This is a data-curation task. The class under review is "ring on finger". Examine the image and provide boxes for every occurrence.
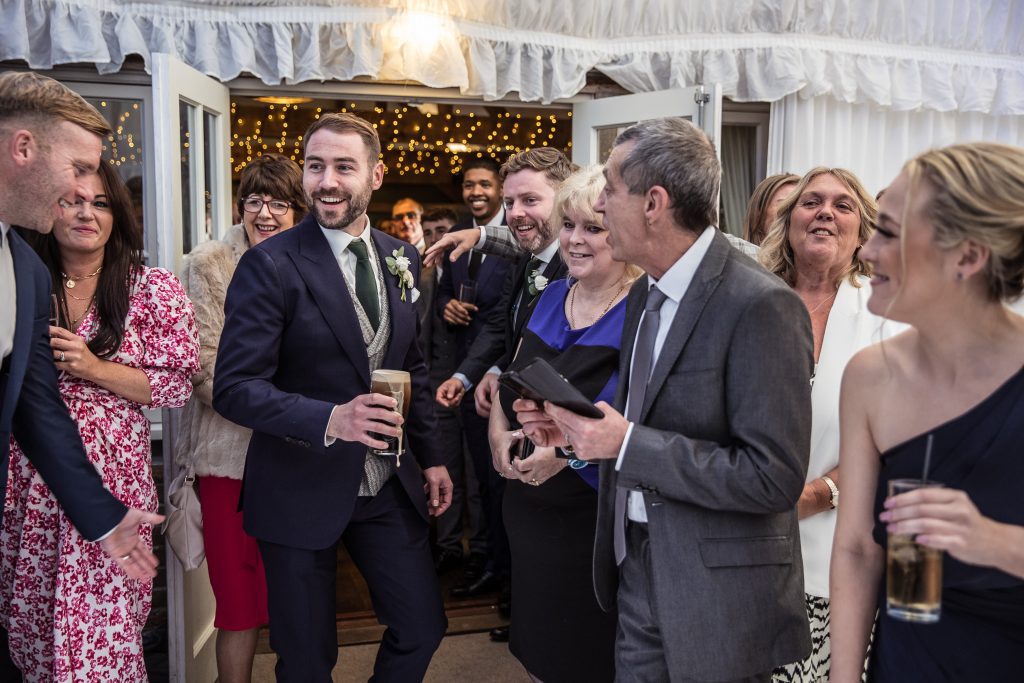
[58,351,66,362]
[529,478,540,486]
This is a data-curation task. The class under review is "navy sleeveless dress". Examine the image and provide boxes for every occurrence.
[869,367,1024,681]
[498,278,622,682]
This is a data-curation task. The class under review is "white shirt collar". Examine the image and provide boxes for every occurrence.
[0,221,10,239]
[319,214,372,254]
[475,207,505,228]
[648,226,716,303]
[533,237,560,265]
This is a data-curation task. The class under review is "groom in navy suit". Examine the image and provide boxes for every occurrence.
[214,113,452,681]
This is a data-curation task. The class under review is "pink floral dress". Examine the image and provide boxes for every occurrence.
[0,267,200,682]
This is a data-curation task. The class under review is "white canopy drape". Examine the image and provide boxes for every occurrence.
[3,0,1022,112]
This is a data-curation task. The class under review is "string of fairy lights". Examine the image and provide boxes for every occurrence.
[228,99,572,177]
[88,97,573,183]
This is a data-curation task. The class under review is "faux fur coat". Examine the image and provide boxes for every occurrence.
[176,224,252,479]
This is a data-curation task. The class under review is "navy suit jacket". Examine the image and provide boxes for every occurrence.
[0,228,125,541]
[454,248,566,386]
[213,216,444,550]
[436,223,512,361]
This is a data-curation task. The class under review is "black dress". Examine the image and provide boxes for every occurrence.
[869,367,1024,681]
[498,279,622,682]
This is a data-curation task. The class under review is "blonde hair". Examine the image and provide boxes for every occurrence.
[0,71,111,139]
[554,165,644,283]
[759,167,877,288]
[902,142,1024,302]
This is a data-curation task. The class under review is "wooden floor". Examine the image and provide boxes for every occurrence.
[257,543,505,652]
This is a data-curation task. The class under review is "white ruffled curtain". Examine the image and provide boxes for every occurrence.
[766,92,1024,196]
[2,0,1022,112]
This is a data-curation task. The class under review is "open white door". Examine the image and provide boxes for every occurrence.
[571,85,722,165]
[151,52,231,683]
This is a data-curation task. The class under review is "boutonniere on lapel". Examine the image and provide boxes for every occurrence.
[527,269,548,298]
[385,247,420,302]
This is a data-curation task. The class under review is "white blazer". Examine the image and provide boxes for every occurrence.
[801,276,905,598]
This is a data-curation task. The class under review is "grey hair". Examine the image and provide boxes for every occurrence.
[614,118,720,232]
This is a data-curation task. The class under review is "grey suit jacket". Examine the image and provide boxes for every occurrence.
[594,231,813,680]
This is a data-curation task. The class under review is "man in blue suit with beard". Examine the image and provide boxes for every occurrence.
[214,113,453,681]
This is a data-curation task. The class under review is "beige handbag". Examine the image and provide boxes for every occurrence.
[163,461,205,570]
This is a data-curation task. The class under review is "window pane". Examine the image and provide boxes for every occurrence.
[202,110,216,244]
[180,101,196,254]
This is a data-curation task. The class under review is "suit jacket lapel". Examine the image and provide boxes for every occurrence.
[641,232,729,420]
[292,219,371,385]
[2,231,37,428]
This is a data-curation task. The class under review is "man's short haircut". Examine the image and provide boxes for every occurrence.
[499,148,577,187]
[393,197,423,214]
[461,156,501,178]
[422,207,458,225]
[302,112,381,162]
[614,118,720,232]
[0,71,111,138]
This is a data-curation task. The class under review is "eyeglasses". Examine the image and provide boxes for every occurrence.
[393,211,419,221]
[58,197,111,212]
[242,197,292,215]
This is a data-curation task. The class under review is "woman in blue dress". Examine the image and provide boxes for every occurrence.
[490,166,642,682]
[830,142,1024,682]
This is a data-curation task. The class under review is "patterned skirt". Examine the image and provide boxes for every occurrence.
[772,594,831,682]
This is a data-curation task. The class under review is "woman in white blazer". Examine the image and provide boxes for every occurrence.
[760,167,903,682]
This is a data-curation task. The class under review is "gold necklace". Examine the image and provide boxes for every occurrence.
[807,289,838,315]
[62,266,102,289]
[569,279,628,329]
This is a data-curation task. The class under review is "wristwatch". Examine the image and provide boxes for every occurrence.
[821,475,839,510]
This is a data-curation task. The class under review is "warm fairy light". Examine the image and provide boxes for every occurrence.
[229,97,571,175]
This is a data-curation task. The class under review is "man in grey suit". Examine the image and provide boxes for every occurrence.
[517,118,813,681]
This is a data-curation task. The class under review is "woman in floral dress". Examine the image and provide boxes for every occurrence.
[0,162,199,681]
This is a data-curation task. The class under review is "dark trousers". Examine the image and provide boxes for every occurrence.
[433,405,488,556]
[0,626,22,681]
[461,398,510,577]
[259,478,447,682]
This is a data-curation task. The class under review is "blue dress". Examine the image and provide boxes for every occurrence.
[498,278,624,682]
[869,367,1024,681]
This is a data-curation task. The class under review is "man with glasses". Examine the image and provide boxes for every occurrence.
[392,197,425,253]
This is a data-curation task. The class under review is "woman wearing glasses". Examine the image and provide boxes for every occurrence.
[1,163,199,679]
[178,154,306,683]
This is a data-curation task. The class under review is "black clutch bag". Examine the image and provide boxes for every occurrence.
[498,357,604,420]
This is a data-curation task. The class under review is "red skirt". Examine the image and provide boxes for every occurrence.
[198,475,269,631]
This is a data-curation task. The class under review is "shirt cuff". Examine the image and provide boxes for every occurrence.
[614,422,635,472]
[324,405,339,447]
[95,526,116,541]
[453,372,472,391]
[473,227,487,249]
[486,366,502,377]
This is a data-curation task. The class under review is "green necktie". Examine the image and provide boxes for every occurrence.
[348,238,380,330]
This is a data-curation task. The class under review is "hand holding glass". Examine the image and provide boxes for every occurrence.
[459,281,478,305]
[886,478,944,623]
[369,369,411,464]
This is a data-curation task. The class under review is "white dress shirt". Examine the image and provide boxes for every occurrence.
[616,226,716,522]
[1,222,17,360]
[320,215,379,447]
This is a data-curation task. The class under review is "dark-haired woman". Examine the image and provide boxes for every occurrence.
[0,163,199,681]
[178,153,305,683]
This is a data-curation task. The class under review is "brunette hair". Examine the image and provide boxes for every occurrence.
[422,207,458,225]
[0,71,111,139]
[302,112,380,162]
[499,148,577,187]
[236,154,307,223]
[27,162,143,357]
[742,173,799,245]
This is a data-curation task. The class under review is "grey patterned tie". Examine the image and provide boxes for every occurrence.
[615,284,668,565]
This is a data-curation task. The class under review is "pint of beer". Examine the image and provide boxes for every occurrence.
[886,479,944,623]
[369,369,412,459]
